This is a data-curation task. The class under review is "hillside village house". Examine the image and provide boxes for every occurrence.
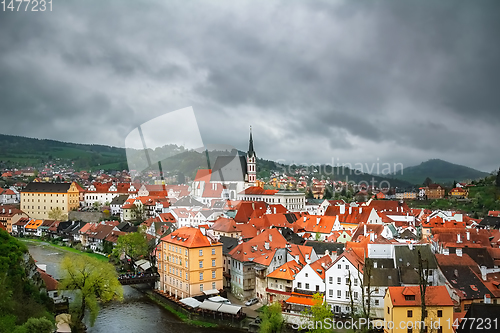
[325,249,364,314]
[0,205,27,233]
[384,286,454,333]
[424,184,446,199]
[157,227,223,299]
[20,182,81,219]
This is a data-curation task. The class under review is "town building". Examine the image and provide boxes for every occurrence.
[20,182,81,219]
[157,227,223,299]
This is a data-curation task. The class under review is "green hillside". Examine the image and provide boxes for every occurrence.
[391,159,490,186]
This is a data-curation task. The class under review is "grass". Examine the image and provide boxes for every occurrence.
[20,238,110,262]
[146,293,217,328]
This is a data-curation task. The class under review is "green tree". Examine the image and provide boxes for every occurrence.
[259,302,284,333]
[323,187,332,200]
[58,255,123,329]
[112,232,150,266]
[423,177,433,187]
[496,167,500,188]
[305,188,314,199]
[47,207,67,221]
[15,317,54,333]
[301,293,331,333]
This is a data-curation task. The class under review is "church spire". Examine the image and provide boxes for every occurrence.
[248,126,255,158]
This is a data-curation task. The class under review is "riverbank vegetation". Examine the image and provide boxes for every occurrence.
[0,229,55,333]
[58,254,123,332]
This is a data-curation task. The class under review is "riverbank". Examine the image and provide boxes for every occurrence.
[20,238,109,262]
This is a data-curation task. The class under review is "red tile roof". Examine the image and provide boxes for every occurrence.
[161,227,218,248]
[387,286,454,307]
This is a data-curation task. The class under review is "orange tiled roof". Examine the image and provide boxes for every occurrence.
[388,286,454,307]
[161,227,218,248]
[267,260,303,280]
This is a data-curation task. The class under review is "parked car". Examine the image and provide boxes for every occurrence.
[245,298,258,306]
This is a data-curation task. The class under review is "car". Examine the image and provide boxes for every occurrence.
[245,298,258,306]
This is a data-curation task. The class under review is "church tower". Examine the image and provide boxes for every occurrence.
[247,126,257,185]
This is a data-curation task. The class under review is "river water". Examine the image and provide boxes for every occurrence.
[26,242,241,333]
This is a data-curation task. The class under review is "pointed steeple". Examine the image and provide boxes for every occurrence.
[248,126,255,158]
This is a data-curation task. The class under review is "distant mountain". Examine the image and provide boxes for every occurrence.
[0,134,414,188]
[391,159,490,186]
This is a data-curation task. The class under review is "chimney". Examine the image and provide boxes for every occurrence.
[481,266,487,281]
[466,231,470,241]
[364,224,367,236]
[294,255,300,263]
[274,207,276,214]
[359,207,362,214]
[304,216,307,222]
[340,204,345,214]
[264,242,270,250]
[305,254,310,264]
[443,248,449,255]
[456,248,462,257]
[316,217,321,225]
[269,234,273,242]
[484,294,491,304]
[349,206,352,215]
[369,232,375,242]
[457,234,461,243]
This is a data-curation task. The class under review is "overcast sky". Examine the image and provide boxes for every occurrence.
[0,0,499,172]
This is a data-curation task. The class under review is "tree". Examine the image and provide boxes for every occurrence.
[112,232,150,267]
[301,293,331,333]
[15,317,54,333]
[323,187,332,200]
[259,302,284,333]
[417,249,430,333]
[496,167,500,188]
[423,177,433,187]
[47,207,67,221]
[58,255,123,329]
[358,259,375,328]
[305,188,314,199]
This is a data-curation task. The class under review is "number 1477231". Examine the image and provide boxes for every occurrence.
[2,0,52,11]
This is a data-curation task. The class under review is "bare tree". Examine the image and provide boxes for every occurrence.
[417,249,430,333]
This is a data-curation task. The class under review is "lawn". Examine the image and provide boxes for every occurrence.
[20,238,109,262]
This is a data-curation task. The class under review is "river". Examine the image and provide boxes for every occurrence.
[25,241,241,333]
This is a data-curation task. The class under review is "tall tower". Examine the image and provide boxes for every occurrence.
[247,126,257,185]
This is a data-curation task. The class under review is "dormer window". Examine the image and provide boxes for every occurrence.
[404,295,415,301]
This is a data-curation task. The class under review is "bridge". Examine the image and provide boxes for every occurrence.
[118,273,159,285]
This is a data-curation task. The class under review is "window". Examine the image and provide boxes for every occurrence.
[212,248,215,255]
[212,271,216,279]
[200,284,203,292]
[346,265,349,270]
[345,278,349,285]
[354,278,358,286]
[354,292,358,300]
[345,291,349,299]
[185,249,188,255]
[437,327,442,333]
[305,283,309,289]
[404,295,416,301]
[338,264,341,269]
[212,282,216,289]
[329,277,333,284]
[329,289,333,297]
[337,290,341,298]
[186,272,188,280]
[374,299,379,306]
[199,250,203,256]
[387,307,390,314]
[407,310,413,317]
[200,272,203,281]
[337,277,341,284]
[199,260,203,268]
[212,259,216,267]
[297,282,302,288]
[305,273,308,277]
[407,329,413,333]
[437,310,442,317]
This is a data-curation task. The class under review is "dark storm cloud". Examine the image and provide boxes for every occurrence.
[0,0,499,172]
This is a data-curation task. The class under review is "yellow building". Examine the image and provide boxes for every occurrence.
[20,182,80,219]
[384,286,454,333]
[157,227,223,299]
